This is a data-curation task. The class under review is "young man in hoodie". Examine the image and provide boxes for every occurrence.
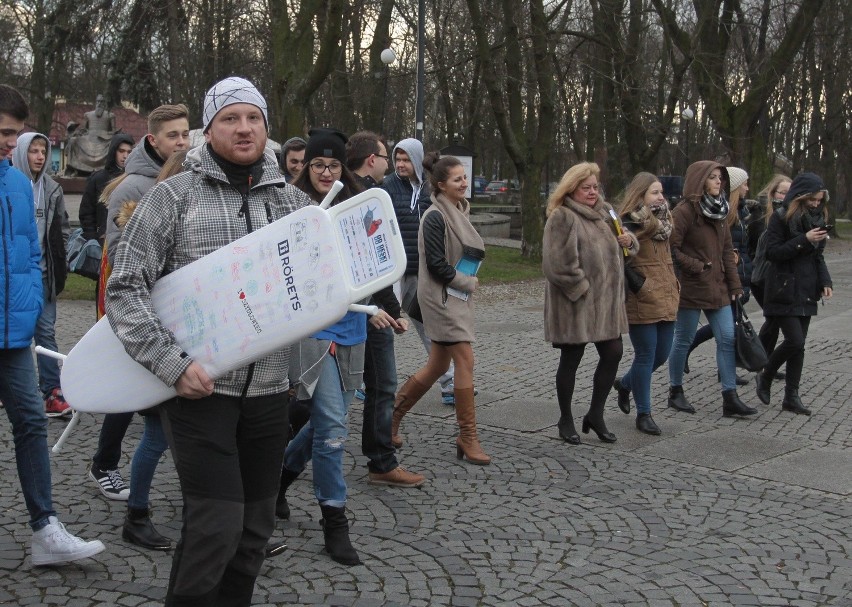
[12,132,72,418]
[79,132,134,243]
[87,104,189,501]
[381,138,458,404]
[0,83,105,566]
[107,76,311,605]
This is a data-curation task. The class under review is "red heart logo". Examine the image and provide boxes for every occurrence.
[239,291,246,300]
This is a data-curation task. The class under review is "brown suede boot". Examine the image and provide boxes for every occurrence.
[392,375,431,448]
[454,387,491,465]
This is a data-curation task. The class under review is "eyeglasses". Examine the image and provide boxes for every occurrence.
[309,161,343,175]
[374,154,390,161]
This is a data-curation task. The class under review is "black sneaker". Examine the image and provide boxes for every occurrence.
[89,465,130,500]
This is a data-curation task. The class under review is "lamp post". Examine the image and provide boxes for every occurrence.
[415,0,425,141]
[379,48,396,133]
[681,107,694,171]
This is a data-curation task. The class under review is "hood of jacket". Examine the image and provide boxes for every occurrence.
[783,172,828,206]
[123,138,166,179]
[12,132,51,184]
[682,160,730,204]
[104,133,136,175]
[392,138,424,185]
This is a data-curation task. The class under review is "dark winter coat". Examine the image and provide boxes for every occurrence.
[380,140,431,276]
[670,161,742,310]
[730,204,752,300]
[79,133,135,241]
[761,208,831,317]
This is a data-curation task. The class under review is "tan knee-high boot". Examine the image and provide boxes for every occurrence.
[454,387,491,465]
[392,375,431,448]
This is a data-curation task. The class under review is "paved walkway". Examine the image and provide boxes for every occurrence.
[1,243,851,606]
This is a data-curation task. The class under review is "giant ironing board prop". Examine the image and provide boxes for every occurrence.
[59,182,404,414]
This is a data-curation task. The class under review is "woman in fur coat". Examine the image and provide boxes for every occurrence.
[543,162,637,444]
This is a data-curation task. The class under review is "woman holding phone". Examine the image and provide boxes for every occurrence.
[755,173,833,415]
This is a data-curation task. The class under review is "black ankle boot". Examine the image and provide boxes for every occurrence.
[557,416,581,445]
[613,378,631,414]
[781,390,811,416]
[722,389,757,417]
[320,505,361,566]
[668,385,695,413]
[581,415,616,442]
[276,467,300,520]
[123,508,171,550]
[636,413,661,435]
[755,371,773,404]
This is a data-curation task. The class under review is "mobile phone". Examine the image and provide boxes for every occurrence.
[821,224,834,232]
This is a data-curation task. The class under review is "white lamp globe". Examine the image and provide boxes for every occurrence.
[682,107,694,120]
[380,48,396,65]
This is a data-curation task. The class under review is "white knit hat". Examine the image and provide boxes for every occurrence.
[726,166,749,191]
[202,77,268,132]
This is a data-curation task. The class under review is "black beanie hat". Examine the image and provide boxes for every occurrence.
[304,128,348,164]
[783,172,828,207]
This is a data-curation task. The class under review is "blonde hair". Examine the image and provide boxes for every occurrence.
[156,150,188,182]
[619,172,663,239]
[785,194,828,224]
[545,162,601,217]
[758,174,791,225]
[148,103,189,135]
[99,173,127,206]
[726,187,741,228]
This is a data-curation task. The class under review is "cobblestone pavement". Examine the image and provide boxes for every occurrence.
[1,244,851,606]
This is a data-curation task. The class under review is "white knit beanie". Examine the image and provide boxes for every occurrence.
[726,166,749,192]
[202,77,268,132]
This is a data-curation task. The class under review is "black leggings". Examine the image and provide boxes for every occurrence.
[764,315,810,391]
[556,338,623,424]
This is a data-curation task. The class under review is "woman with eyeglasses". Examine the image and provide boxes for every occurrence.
[277,128,366,566]
[666,161,757,418]
[542,162,637,445]
[755,173,833,416]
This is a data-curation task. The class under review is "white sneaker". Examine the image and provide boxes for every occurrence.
[32,516,106,566]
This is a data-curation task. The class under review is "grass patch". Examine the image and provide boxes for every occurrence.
[834,221,852,239]
[479,245,542,284]
[59,273,96,301]
[57,245,542,301]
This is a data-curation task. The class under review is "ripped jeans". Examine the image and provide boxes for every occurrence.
[283,353,354,508]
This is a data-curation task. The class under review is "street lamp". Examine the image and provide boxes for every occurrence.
[379,48,396,133]
[681,107,694,171]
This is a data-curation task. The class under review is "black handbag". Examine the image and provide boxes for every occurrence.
[734,299,768,371]
[624,263,646,294]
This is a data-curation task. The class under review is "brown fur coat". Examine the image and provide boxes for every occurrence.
[543,199,634,345]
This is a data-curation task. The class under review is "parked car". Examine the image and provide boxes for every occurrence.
[484,179,519,194]
[473,176,489,195]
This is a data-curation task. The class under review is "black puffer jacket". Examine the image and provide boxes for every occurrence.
[731,204,752,301]
[79,133,135,242]
[762,208,831,317]
[381,172,431,275]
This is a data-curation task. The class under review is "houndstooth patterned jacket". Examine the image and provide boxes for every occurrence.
[106,145,312,397]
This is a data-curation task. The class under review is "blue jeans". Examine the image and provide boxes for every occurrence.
[283,353,354,508]
[669,307,736,391]
[362,325,399,474]
[34,297,61,397]
[622,322,675,414]
[0,347,56,530]
[128,413,169,510]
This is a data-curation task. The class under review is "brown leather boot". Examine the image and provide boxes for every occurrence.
[392,375,431,448]
[454,387,491,465]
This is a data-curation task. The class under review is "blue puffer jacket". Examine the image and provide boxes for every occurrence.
[1,159,43,348]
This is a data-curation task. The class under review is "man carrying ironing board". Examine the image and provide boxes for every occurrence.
[106,77,312,606]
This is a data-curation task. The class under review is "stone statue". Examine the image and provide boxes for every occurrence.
[65,94,116,176]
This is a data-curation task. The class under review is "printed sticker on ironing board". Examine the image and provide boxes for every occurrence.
[61,188,405,413]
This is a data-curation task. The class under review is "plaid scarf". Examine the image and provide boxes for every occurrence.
[699,192,729,220]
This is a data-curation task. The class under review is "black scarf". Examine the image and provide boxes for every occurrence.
[207,144,266,196]
[699,192,729,220]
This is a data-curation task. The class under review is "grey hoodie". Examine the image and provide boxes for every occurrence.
[11,132,70,297]
[104,139,166,265]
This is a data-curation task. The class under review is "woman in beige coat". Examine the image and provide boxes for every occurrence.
[543,162,637,444]
[392,153,490,464]
[612,173,679,435]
